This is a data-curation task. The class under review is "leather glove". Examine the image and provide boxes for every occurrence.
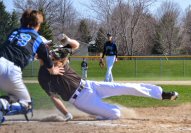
[99,58,105,69]
[57,33,71,45]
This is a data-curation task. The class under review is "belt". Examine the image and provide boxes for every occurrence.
[69,80,86,103]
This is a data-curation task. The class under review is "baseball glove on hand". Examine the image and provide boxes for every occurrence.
[99,58,105,68]
[57,33,71,46]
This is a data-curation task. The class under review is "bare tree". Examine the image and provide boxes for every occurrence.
[156,1,181,55]
[88,0,117,30]
[180,6,191,54]
[13,0,78,37]
[52,0,77,36]
[13,0,60,23]
[104,0,156,55]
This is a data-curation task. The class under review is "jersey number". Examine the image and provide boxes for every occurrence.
[9,31,31,47]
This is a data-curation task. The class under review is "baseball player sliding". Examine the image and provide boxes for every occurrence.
[38,34,179,120]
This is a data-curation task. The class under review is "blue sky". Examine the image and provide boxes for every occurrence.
[3,0,191,16]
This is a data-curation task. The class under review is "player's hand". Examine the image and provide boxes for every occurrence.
[48,66,65,75]
[64,112,73,121]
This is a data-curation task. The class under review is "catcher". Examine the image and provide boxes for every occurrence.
[0,9,64,124]
[38,34,179,120]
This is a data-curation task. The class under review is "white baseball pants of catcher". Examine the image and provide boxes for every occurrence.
[69,80,163,120]
[105,56,116,82]
[0,57,31,106]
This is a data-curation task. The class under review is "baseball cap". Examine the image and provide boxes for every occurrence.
[107,33,112,37]
[40,36,52,45]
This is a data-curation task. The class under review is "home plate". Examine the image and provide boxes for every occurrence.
[73,121,128,127]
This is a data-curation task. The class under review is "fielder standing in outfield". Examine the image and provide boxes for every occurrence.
[38,34,179,120]
[0,9,64,123]
[101,33,118,82]
[81,58,88,80]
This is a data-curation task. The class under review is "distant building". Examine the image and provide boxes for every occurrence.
[88,40,100,56]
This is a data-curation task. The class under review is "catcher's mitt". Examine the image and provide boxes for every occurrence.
[99,58,105,68]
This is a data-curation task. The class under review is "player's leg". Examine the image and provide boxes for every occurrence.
[81,68,85,79]
[109,71,113,82]
[105,56,115,82]
[0,58,31,108]
[72,86,121,120]
[85,69,87,79]
[89,81,163,99]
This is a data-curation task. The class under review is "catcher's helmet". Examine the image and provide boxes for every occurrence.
[50,48,72,60]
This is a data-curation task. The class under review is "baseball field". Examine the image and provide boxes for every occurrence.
[1,60,191,133]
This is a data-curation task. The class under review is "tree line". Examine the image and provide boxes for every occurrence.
[1,0,191,56]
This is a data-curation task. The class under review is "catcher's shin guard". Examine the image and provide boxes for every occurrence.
[0,98,9,124]
[24,100,33,121]
[6,100,34,121]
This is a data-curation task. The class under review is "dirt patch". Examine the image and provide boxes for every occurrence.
[1,103,191,133]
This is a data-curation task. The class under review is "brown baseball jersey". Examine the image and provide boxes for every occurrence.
[38,63,81,101]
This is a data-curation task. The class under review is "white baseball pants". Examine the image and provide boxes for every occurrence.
[81,67,87,80]
[105,56,116,82]
[0,57,31,106]
[70,80,163,120]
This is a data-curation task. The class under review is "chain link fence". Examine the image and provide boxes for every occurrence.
[22,56,191,79]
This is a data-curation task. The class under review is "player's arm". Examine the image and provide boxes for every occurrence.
[51,95,73,121]
[58,34,80,50]
[114,43,118,61]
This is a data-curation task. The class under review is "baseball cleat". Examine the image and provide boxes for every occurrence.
[162,91,179,100]
[64,112,73,121]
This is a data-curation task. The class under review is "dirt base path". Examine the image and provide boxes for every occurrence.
[1,104,191,133]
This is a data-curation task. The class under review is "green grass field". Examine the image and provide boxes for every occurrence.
[23,59,191,80]
[1,59,191,110]
[0,84,188,109]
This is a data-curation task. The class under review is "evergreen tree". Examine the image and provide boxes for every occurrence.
[95,27,106,52]
[0,1,11,42]
[8,10,20,32]
[77,19,91,43]
[38,8,53,41]
[151,31,164,55]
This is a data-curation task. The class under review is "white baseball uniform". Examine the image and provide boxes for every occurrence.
[69,80,162,120]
